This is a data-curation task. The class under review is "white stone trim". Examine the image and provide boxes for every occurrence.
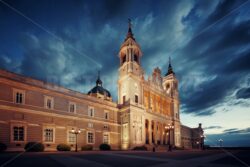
[10,122,27,143]
[103,132,110,144]
[88,106,95,117]
[44,95,54,109]
[68,102,76,113]
[12,88,25,104]
[86,131,95,144]
[42,125,55,144]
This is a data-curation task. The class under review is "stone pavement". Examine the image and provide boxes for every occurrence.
[0,150,249,167]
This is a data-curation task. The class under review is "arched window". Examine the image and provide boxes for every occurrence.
[122,55,126,64]
[134,54,138,63]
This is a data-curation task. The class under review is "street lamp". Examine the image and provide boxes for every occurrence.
[165,123,174,152]
[218,139,223,147]
[71,128,81,152]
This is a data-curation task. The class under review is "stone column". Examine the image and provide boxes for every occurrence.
[154,122,157,144]
[148,120,152,144]
[160,124,164,145]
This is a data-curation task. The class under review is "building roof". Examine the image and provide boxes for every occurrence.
[125,18,135,41]
[87,72,111,98]
[165,57,175,76]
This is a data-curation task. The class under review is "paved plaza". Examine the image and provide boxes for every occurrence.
[0,149,250,167]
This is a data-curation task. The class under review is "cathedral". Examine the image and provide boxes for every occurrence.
[0,22,203,151]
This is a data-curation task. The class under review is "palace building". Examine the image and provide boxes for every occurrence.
[0,22,203,151]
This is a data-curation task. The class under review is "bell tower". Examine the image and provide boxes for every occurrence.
[163,57,181,147]
[118,19,144,105]
[163,57,179,99]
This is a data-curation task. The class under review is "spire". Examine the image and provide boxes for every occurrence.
[96,71,102,86]
[165,57,175,76]
[125,18,135,41]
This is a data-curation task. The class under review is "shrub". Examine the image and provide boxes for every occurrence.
[81,145,93,151]
[99,143,111,151]
[0,143,7,152]
[57,144,71,151]
[24,142,44,152]
[133,145,147,151]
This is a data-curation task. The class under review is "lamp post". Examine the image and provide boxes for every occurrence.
[218,139,223,147]
[200,135,205,150]
[71,128,81,152]
[165,123,174,152]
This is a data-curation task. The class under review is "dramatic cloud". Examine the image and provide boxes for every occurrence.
[0,0,250,146]
[224,128,250,134]
[204,126,223,130]
[236,87,250,99]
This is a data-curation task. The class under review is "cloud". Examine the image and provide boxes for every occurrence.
[173,0,250,116]
[236,87,250,99]
[204,126,223,130]
[223,127,250,134]
[0,0,250,117]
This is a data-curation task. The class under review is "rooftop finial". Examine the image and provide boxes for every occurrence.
[128,18,132,29]
[96,70,102,86]
[125,18,135,40]
[165,56,175,76]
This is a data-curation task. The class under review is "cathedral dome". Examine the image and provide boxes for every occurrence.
[87,72,112,100]
[88,85,111,97]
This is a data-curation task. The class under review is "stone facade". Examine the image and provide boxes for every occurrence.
[0,70,120,151]
[0,23,203,151]
[181,124,204,149]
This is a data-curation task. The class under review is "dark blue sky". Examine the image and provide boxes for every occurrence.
[1,0,250,146]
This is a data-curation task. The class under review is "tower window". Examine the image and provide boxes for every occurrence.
[134,54,138,63]
[135,95,138,103]
[122,55,126,64]
[123,96,126,104]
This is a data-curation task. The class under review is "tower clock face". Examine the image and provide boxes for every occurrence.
[166,83,170,89]
[166,83,171,94]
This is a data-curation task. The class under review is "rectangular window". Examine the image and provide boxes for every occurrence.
[104,111,109,120]
[69,103,76,113]
[13,126,24,141]
[87,132,94,144]
[103,133,109,144]
[44,96,54,109]
[104,125,108,130]
[123,96,126,104]
[88,107,94,117]
[13,89,25,104]
[135,95,138,103]
[68,131,76,143]
[44,128,54,142]
[47,99,52,108]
